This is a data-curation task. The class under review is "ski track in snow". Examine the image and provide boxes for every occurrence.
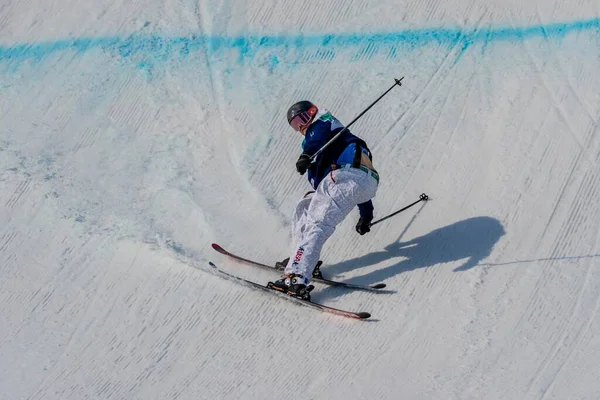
[1,0,600,399]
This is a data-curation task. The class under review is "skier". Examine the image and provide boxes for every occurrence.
[272,101,379,299]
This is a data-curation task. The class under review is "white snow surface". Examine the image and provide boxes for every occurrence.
[2,0,600,399]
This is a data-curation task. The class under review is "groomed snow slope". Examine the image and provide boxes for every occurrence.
[1,1,600,399]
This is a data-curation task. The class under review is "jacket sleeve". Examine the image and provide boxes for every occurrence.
[302,120,333,155]
[357,200,374,220]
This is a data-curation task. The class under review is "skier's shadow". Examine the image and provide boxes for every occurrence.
[316,217,505,301]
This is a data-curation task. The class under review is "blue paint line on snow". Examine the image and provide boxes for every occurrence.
[0,18,599,70]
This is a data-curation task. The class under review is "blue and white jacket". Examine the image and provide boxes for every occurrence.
[301,109,375,220]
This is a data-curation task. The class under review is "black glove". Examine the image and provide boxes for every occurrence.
[296,152,312,175]
[355,217,373,235]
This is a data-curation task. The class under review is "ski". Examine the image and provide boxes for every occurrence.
[211,243,387,291]
[208,261,371,320]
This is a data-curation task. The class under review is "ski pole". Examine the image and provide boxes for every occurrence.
[310,77,404,161]
[370,193,428,227]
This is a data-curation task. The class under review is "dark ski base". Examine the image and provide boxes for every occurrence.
[211,243,386,291]
[208,262,371,320]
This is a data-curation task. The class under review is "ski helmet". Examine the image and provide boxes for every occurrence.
[287,101,318,131]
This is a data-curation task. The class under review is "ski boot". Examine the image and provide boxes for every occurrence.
[311,261,324,279]
[275,257,290,270]
[275,258,323,279]
[268,273,313,301]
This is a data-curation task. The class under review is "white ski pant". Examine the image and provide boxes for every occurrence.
[286,166,379,280]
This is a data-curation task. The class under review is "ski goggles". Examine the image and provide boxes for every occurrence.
[289,111,313,132]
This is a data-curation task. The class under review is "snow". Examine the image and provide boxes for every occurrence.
[1,0,600,399]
